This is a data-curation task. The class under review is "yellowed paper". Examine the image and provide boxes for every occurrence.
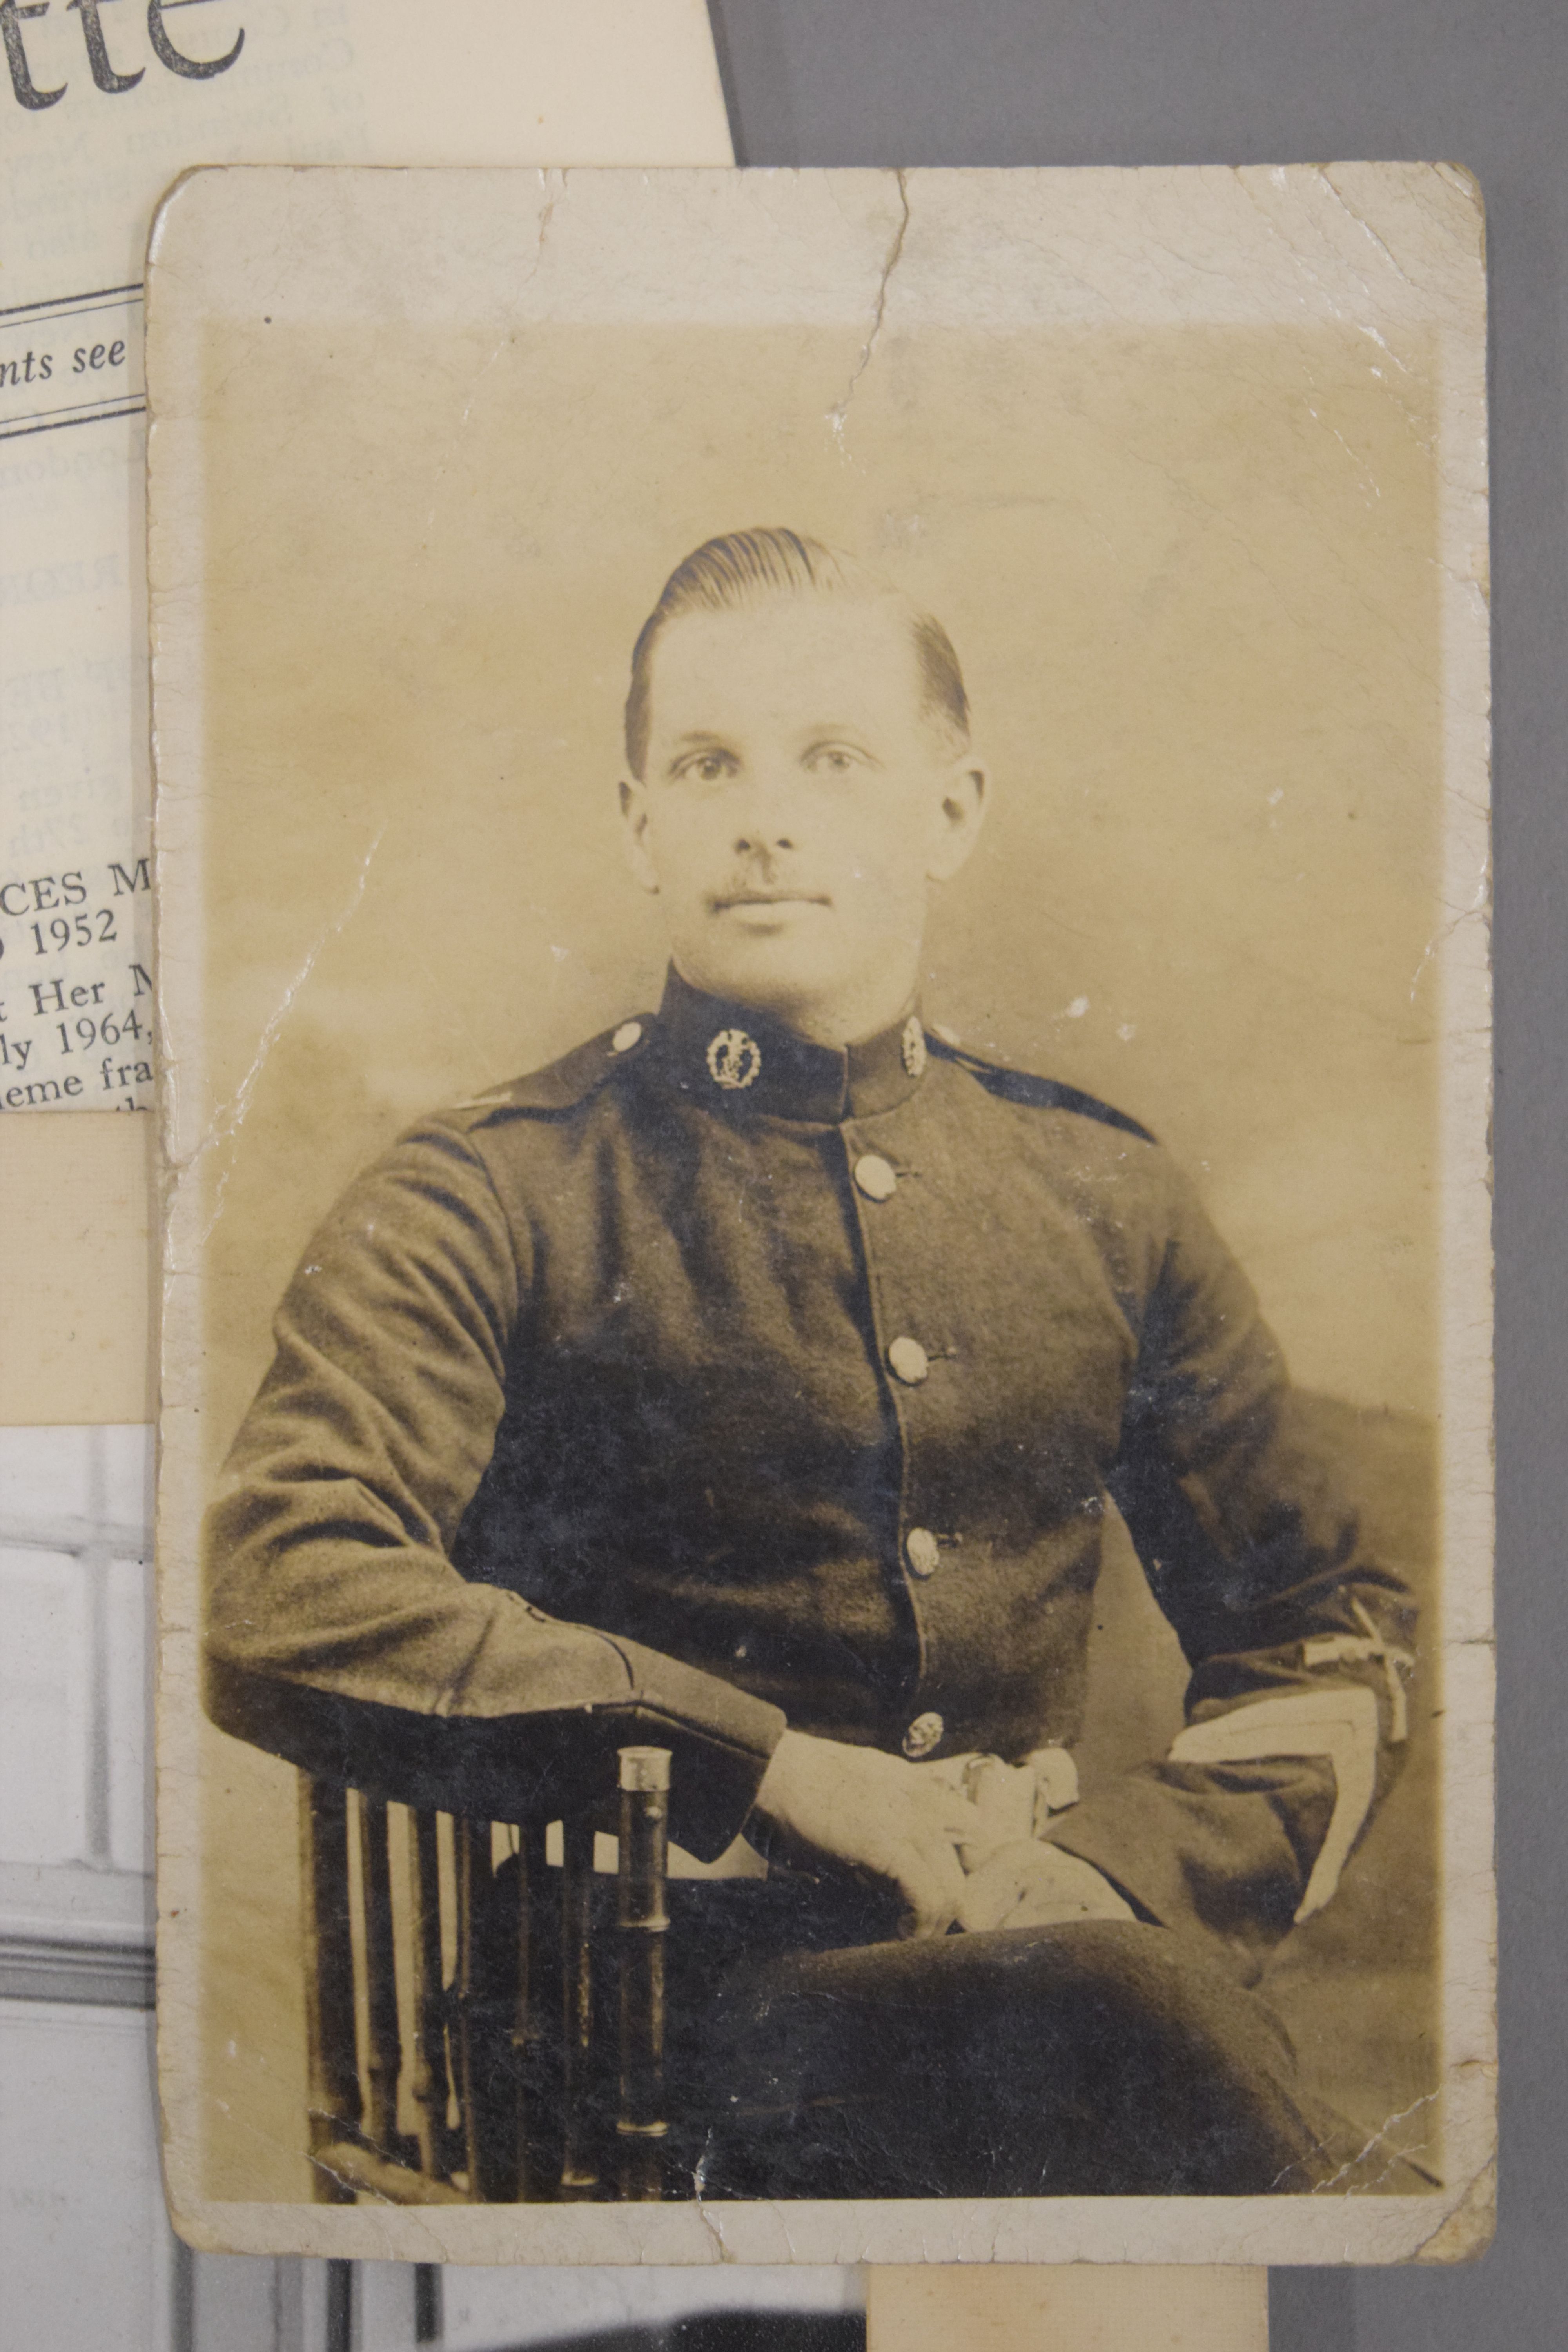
[149,163,1492,2266]
[0,1112,152,1423]
[866,2264,1269,2352]
[0,0,731,1119]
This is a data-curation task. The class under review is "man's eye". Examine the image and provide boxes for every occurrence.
[681,753,734,783]
[806,746,860,775]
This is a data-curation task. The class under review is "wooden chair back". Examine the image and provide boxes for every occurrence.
[298,1745,672,2205]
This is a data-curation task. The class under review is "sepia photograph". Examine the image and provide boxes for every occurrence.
[146,163,1492,2265]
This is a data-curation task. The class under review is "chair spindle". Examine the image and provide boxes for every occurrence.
[557,1811,600,2194]
[299,1777,360,2201]
[356,1793,403,2159]
[407,1808,453,2183]
[615,1746,671,2200]
[510,1826,535,2201]
[454,1815,488,2194]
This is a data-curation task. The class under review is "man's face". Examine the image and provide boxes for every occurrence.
[621,595,987,1036]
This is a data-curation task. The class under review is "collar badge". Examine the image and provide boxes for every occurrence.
[706,1027,762,1091]
[901,1017,927,1079]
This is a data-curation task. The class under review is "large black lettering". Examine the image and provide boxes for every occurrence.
[67,0,143,90]
[146,0,241,80]
[1,0,66,107]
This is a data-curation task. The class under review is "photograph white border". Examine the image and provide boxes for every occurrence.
[148,162,1492,2265]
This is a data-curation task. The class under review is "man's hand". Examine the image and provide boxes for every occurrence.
[956,1839,1136,1934]
[754,1728,977,1937]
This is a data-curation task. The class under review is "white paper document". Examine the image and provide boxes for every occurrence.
[0,0,731,1115]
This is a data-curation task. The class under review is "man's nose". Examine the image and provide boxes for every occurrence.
[734,819,797,855]
[731,762,806,856]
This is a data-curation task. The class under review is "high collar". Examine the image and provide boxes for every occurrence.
[653,966,930,1124]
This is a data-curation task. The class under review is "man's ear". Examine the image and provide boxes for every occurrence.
[926,756,989,884]
[619,776,661,896]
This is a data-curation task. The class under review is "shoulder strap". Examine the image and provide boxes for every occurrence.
[446,1017,656,1127]
[925,1031,1156,1144]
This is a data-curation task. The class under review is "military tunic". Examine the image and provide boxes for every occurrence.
[207,968,1413,1964]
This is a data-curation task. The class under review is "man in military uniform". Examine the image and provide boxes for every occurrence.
[207,528,1416,2198]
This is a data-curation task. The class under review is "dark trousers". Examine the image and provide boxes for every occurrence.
[508,1860,1399,2200]
[659,1873,1370,2199]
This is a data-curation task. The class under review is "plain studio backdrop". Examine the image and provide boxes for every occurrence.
[187,301,1440,2196]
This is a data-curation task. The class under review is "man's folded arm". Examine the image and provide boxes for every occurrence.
[1052,1159,1417,1966]
[203,1125,784,1858]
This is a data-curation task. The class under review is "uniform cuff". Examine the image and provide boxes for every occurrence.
[608,1637,788,1859]
[1042,1765,1321,1964]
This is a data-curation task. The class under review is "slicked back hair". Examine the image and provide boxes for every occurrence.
[624,527,971,779]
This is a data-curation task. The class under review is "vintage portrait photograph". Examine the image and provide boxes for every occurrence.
[146,164,1492,2265]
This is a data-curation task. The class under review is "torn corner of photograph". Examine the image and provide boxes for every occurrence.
[145,163,1492,2268]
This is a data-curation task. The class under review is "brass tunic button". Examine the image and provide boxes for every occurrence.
[905,1527,942,1579]
[887,1335,930,1386]
[611,1021,643,1054]
[854,1153,898,1202]
[902,1710,945,1759]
